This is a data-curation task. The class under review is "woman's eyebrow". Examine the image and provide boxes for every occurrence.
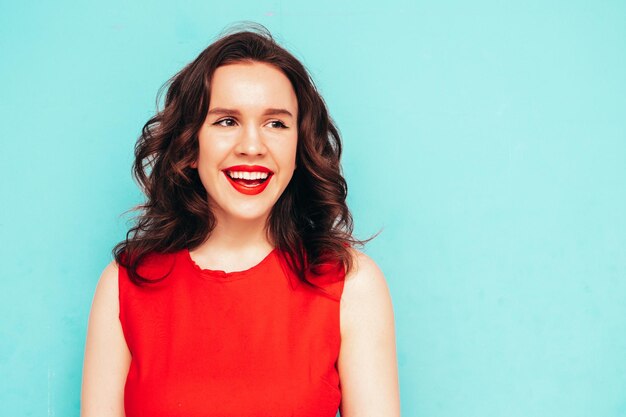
[264,108,294,117]
[207,107,294,118]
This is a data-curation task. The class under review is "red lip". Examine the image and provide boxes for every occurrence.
[224,165,273,173]
[222,165,274,196]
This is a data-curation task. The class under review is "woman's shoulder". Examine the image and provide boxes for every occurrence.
[87,260,123,345]
[343,248,389,297]
[82,260,130,416]
[116,249,179,283]
[96,260,120,296]
[337,249,400,415]
[340,248,394,333]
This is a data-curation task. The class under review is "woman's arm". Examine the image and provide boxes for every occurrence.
[338,250,401,416]
[81,261,131,417]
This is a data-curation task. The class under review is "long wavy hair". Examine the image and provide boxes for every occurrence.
[113,23,370,287]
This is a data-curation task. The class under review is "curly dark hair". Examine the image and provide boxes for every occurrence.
[113,22,371,287]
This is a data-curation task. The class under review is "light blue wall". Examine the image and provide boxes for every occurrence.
[1,1,625,416]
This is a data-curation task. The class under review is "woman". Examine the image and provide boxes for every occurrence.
[81,24,400,417]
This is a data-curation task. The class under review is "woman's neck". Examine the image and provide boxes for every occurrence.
[189,213,274,271]
[206,217,272,250]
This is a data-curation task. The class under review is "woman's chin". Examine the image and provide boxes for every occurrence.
[216,206,272,225]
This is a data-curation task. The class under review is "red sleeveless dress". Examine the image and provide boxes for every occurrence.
[118,247,345,417]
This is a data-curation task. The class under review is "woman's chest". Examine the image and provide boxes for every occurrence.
[120,274,342,417]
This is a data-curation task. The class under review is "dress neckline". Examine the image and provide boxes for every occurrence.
[183,247,278,281]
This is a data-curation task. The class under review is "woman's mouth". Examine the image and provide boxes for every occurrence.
[223,168,273,195]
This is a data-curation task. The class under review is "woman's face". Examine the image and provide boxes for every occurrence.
[193,61,298,225]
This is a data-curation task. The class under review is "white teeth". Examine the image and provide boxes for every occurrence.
[227,171,270,180]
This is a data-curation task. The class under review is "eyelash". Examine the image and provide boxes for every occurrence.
[213,118,289,129]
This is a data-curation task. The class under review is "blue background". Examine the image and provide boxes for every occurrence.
[1,1,625,416]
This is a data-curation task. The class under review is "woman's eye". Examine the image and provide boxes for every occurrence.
[268,120,288,129]
[214,118,236,127]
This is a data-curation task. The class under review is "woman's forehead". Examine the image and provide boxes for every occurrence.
[209,62,297,113]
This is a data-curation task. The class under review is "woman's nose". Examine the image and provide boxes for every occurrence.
[235,124,267,156]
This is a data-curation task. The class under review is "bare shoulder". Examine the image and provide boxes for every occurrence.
[88,260,124,322]
[81,260,129,417]
[344,248,384,283]
[341,249,393,322]
[85,259,125,345]
[338,248,400,416]
[95,261,120,304]
[340,247,395,343]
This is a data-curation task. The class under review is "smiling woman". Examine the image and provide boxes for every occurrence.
[81,23,400,417]
[191,62,298,224]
